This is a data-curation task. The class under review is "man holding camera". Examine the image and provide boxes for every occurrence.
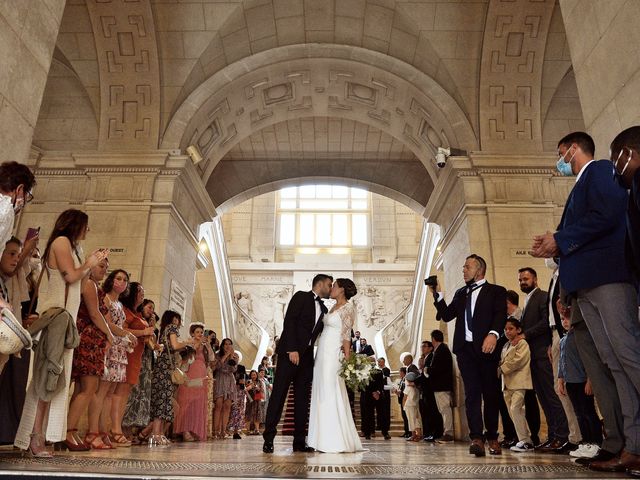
[429,254,507,457]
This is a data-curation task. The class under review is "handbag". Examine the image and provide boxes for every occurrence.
[0,308,32,355]
[167,330,186,385]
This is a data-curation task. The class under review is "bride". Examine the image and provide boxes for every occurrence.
[308,278,364,453]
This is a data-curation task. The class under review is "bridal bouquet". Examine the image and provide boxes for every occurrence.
[339,353,374,391]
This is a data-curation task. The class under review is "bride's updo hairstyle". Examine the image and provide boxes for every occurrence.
[336,278,358,300]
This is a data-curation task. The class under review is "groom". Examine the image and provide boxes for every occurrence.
[263,274,333,453]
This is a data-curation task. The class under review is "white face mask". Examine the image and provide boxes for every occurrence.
[544,257,558,270]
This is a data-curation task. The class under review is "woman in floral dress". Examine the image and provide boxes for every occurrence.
[87,269,133,448]
[212,339,237,439]
[123,299,158,442]
[227,352,246,440]
[149,310,193,446]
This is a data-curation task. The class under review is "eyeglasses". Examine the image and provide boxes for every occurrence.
[25,191,33,204]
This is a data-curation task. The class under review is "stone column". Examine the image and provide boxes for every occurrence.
[0,0,66,163]
[15,151,216,321]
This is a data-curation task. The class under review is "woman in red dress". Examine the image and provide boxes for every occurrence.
[65,258,115,450]
[111,282,155,443]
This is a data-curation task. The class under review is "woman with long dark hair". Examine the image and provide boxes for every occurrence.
[149,310,193,446]
[212,338,236,439]
[123,299,159,443]
[114,283,155,441]
[65,258,115,451]
[87,269,134,448]
[14,209,108,457]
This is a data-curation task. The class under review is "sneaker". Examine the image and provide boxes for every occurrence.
[436,434,454,444]
[570,444,600,459]
[510,441,534,452]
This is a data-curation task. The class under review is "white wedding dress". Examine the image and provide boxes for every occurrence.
[307,302,364,453]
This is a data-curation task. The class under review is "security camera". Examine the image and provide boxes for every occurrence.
[435,147,451,168]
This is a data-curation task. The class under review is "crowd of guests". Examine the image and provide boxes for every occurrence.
[0,162,275,456]
[0,125,639,474]
[423,128,640,479]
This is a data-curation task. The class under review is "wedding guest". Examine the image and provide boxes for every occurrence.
[212,338,237,439]
[394,367,411,438]
[149,310,193,446]
[0,237,36,444]
[123,299,160,443]
[174,323,211,442]
[376,358,391,440]
[228,352,247,440]
[88,269,135,448]
[403,372,422,442]
[0,162,35,286]
[245,369,264,434]
[258,367,272,428]
[558,306,602,459]
[499,318,534,453]
[66,258,115,451]
[116,283,155,439]
[14,209,108,457]
[428,330,455,443]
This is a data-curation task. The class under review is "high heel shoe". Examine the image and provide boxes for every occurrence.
[28,433,53,458]
[69,429,90,450]
[99,432,114,449]
[56,430,90,451]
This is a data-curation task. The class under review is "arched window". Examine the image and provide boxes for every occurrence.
[277,185,370,250]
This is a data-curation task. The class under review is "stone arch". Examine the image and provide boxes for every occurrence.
[168,0,470,133]
[213,176,429,215]
[162,44,478,185]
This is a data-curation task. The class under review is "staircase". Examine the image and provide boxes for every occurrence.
[276,384,406,436]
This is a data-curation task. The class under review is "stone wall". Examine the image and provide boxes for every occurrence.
[0,0,66,164]
[561,0,640,158]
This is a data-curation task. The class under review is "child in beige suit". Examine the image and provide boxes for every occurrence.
[403,372,422,442]
[499,318,533,452]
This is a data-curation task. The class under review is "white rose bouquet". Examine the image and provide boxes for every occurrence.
[339,353,374,391]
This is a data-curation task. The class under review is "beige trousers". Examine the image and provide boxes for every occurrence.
[504,389,532,444]
[551,329,581,443]
[434,391,454,437]
[405,405,422,432]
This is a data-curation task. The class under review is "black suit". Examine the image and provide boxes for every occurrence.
[427,343,454,392]
[420,352,443,438]
[521,288,569,442]
[358,344,375,356]
[434,281,506,441]
[361,369,386,436]
[264,291,326,447]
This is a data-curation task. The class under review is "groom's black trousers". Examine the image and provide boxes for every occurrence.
[263,350,313,447]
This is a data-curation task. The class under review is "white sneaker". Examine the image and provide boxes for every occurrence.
[569,443,600,458]
[510,441,534,452]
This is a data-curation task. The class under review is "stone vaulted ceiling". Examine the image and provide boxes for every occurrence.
[35,0,584,211]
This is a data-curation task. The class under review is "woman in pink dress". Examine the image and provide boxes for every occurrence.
[174,323,212,441]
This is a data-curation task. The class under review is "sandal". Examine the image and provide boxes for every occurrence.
[84,432,112,450]
[28,433,53,458]
[100,432,114,449]
[131,431,148,445]
[109,431,132,447]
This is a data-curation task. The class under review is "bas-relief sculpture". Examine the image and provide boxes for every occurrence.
[234,285,293,337]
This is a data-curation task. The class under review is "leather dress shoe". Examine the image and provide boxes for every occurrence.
[383,433,391,440]
[293,444,315,453]
[488,439,502,455]
[590,450,640,472]
[628,465,640,478]
[574,449,616,466]
[537,439,567,453]
[535,439,552,450]
[263,441,274,454]
[423,435,435,443]
[469,439,486,457]
[561,442,579,454]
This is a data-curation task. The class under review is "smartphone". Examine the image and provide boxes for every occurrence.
[25,227,40,241]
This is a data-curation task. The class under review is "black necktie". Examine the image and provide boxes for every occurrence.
[465,283,479,330]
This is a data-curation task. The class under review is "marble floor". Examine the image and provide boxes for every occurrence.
[0,436,627,480]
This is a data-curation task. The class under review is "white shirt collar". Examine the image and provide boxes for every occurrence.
[473,278,487,287]
[525,287,538,301]
[575,159,596,183]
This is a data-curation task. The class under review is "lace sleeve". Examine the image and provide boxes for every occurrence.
[340,303,356,342]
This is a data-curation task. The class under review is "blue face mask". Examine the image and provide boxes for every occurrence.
[556,147,576,176]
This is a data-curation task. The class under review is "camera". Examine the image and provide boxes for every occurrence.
[435,147,450,168]
[424,275,438,288]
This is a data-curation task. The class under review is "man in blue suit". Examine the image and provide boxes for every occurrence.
[532,131,640,473]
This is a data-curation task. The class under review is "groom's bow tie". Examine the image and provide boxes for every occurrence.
[315,296,328,314]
